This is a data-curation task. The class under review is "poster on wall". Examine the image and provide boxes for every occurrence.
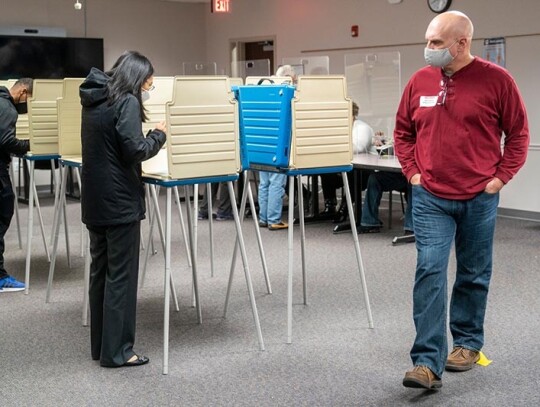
[483,37,506,67]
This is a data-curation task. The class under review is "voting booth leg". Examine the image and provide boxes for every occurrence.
[61,169,71,271]
[149,185,180,312]
[297,175,308,306]
[227,181,265,351]
[341,172,374,329]
[9,161,22,249]
[245,172,271,293]
[24,160,35,294]
[140,185,157,288]
[172,186,192,268]
[287,176,295,343]
[139,186,179,312]
[74,168,85,258]
[184,185,202,323]
[163,187,172,375]
[223,172,271,318]
[145,184,156,254]
[46,165,69,303]
[206,183,215,277]
[287,175,309,344]
[140,184,160,287]
[191,185,199,309]
[139,184,160,288]
[49,160,59,247]
[50,159,61,247]
[33,178,51,262]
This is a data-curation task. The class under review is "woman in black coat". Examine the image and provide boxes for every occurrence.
[80,51,166,367]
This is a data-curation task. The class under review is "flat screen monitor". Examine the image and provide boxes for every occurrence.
[0,35,104,79]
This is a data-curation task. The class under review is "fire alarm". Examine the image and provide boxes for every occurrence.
[351,25,359,37]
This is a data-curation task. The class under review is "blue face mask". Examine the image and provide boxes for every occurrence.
[424,40,458,67]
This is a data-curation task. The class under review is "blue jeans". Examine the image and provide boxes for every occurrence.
[410,185,499,378]
[360,172,412,231]
[258,171,287,224]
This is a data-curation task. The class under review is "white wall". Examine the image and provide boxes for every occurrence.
[204,0,540,215]
[1,0,538,213]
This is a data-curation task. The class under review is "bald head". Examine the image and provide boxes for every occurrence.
[425,11,475,73]
[428,11,474,40]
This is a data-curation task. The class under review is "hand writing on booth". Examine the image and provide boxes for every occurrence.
[155,121,167,133]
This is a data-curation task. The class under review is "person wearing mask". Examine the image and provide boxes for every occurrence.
[258,64,297,230]
[80,51,167,367]
[0,78,32,292]
[396,11,529,389]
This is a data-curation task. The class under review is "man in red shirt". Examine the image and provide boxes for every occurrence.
[395,11,529,389]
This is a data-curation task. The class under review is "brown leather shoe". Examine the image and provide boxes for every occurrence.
[268,222,288,231]
[403,366,442,389]
[445,346,480,372]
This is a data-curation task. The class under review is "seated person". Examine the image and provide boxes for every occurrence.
[320,101,375,221]
[358,172,413,235]
[198,182,233,221]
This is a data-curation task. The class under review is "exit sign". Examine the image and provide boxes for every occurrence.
[211,0,231,13]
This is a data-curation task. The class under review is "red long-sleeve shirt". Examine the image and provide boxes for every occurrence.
[394,57,529,200]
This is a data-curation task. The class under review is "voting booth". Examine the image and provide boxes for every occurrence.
[142,76,240,180]
[141,76,264,375]
[235,76,352,172]
[141,76,174,176]
[234,75,373,343]
[57,78,84,159]
[28,79,64,155]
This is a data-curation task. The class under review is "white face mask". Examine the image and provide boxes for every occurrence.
[141,90,151,103]
[424,40,458,67]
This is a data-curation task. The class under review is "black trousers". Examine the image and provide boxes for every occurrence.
[0,169,15,280]
[320,169,374,204]
[87,221,141,367]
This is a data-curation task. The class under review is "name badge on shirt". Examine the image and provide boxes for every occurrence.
[419,96,438,107]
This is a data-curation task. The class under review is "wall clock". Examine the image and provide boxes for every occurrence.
[427,0,452,14]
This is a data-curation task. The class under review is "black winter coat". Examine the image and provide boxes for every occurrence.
[0,86,30,171]
[79,68,166,226]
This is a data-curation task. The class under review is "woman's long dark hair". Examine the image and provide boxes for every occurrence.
[107,51,154,122]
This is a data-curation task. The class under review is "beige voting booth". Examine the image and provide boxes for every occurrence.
[57,78,84,160]
[27,79,64,155]
[46,78,86,305]
[143,76,240,180]
[141,76,174,176]
[290,75,352,169]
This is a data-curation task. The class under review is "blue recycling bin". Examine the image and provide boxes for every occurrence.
[234,83,296,171]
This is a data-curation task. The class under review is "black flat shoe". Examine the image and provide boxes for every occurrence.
[333,203,348,224]
[102,355,150,368]
[124,355,149,367]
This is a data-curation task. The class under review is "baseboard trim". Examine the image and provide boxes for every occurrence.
[497,208,540,222]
